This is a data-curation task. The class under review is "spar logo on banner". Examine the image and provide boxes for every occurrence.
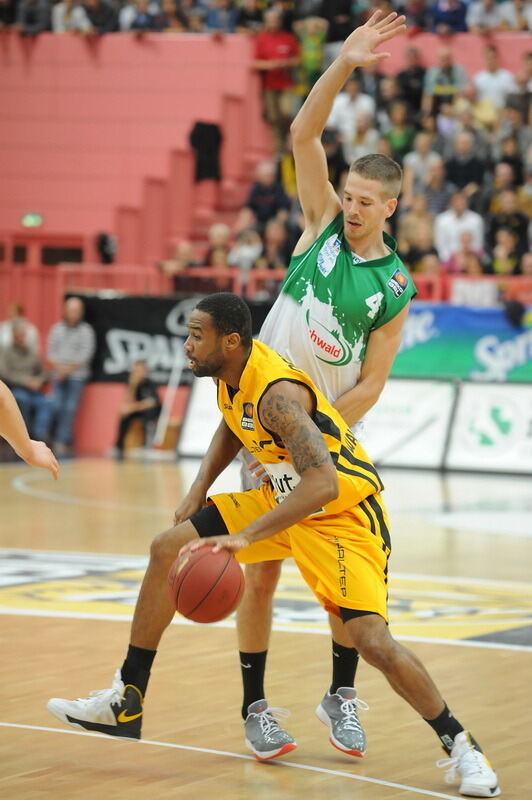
[102,297,200,382]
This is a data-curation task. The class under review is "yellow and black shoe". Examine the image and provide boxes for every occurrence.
[47,669,143,740]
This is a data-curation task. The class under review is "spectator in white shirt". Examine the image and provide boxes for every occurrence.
[52,0,92,31]
[466,0,507,33]
[472,45,518,110]
[498,0,532,31]
[434,191,485,261]
[341,111,380,164]
[326,73,375,157]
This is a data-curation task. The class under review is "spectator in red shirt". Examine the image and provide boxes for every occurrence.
[254,8,300,153]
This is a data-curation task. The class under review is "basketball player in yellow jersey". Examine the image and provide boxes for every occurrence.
[48,294,499,798]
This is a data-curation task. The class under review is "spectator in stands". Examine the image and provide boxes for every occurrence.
[396,47,426,117]
[319,0,355,69]
[485,161,518,214]
[472,46,518,111]
[422,47,467,116]
[114,360,161,460]
[0,0,16,28]
[499,0,532,31]
[488,228,522,274]
[359,62,385,106]
[487,189,530,253]
[434,190,484,262]
[0,321,55,443]
[227,228,263,291]
[235,159,291,232]
[294,15,328,98]
[400,221,440,273]
[154,0,189,32]
[450,91,492,162]
[493,103,531,164]
[52,0,92,31]
[375,76,401,131]
[383,101,415,166]
[498,136,525,186]
[129,0,157,31]
[342,111,380,164]
[445,131,487,202]
[0,303,40,353]
[204,222,232,268]
[252,219,289,299]
[466,0,508,33]
[397,194,434,254]
[430,0,467,34]
[442,230,488,274]
[403,0,430,32]
[520,251,532,275]
[421,156,456,215]
[235,0,262,34]
[253,8,300,154]
[159,240,200,290]
[14,0,50,35]
[205,0,237,33]
[46,297,96,456]
[327,72,376,157]
[401,131,441,206]
[82,0,118,33]
[516,162,532,218]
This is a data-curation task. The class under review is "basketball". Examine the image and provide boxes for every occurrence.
[168,545,245,623]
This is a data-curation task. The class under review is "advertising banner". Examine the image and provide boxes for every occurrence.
[446,383,532,474]
[393,303,532,383]
[362,379,456,468]
[77,293,272,384]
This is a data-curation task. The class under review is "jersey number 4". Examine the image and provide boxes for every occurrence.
[365,292,384,320]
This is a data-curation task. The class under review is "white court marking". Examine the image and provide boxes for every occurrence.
[0,722,462,800]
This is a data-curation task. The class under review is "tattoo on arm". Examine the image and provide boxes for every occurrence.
[260,390,331,475]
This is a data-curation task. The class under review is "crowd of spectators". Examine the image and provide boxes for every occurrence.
[0,298,96,455]
[161,28,530,291]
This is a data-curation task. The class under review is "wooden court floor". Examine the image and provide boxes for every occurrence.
[0,457,531,800]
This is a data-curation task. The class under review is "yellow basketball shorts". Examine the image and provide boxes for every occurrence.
[209,485,390,621]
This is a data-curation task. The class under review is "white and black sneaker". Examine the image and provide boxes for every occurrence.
[437,731,501,797]
[47,670,143,740]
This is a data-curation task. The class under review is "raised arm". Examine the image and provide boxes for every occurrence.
[290,11,406,252]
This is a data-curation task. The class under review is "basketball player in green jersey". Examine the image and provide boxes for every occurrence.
[223,11,416,760]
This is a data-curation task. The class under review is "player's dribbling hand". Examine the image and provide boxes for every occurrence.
[20,440,59,480]
[180,534,250,558]
[339,10,406,69]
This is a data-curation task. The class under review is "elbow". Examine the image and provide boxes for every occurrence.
[319,467,339,507]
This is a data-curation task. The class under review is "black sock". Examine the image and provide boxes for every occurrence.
[329,640,360,695]
[121,644,157,696]
[240,650,267,720]
[424,704,465,754]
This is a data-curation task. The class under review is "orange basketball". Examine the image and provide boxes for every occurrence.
[168,545,245,623]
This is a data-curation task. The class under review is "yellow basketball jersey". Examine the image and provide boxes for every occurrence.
[217,340,383,517]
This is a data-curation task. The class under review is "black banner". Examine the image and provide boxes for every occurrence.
[71,293,273,384]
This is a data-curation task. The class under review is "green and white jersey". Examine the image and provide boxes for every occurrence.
[259,212,417,406]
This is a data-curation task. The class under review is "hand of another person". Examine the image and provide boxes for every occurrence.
[173,484,207,526]
[19,440,59,480]
[339,10,406,69]
[247,459,270,484]
[179,533,250,557]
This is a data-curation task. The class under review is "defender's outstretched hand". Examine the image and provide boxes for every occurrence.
[21,440,59,480]
[339,11,406,68]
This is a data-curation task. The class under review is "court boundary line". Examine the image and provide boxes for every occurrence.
[0,721,463,800]
[1,606,531,652]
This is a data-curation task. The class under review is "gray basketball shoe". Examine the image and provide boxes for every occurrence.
[315,687,368,757]
[244,699,297,761]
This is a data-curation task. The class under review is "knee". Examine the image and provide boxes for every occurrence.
[244,561,282,598]
[350,624,400,671]
[150,526,189,568]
